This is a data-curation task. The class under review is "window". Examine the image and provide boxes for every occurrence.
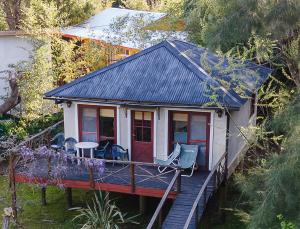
[170,111,210,169]
[133,111,152,142]
[79,105,116,146]
[80,108,98,142]
[99,108,116,146]
[250,93,256,117]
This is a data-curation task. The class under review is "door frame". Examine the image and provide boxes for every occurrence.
[131,110,154,163]
[168,110,211,170]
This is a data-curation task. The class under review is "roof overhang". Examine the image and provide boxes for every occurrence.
[44,96,240,111]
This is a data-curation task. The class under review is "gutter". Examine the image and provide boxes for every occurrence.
[44,96,240,111]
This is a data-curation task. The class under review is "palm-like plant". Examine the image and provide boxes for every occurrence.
[72,192,139,229]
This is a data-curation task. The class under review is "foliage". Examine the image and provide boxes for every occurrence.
[0,6,7,30]
[73,191,138,229]
[0,112,62,140]
[236,96,300,229]
[13,0,107,120]
[185,0,300,51]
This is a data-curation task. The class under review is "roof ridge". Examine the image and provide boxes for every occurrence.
[45,41,169,97]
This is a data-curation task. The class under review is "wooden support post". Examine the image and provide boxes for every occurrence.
[139,196,146,215]
[65,188,72,209]
[88,167,95,189]
[8,154,17,221]
[41,188,47,205]
[130,164,135,193]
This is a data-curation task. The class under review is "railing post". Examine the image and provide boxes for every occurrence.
[224,152,228,182]
[88,166,95,189]
[9,153,17,220]
[130,163,135,193]
[176,169,181,193]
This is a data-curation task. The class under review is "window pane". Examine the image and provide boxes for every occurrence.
[143,128,151,142]
[144,112,151,121]
[190,115,207,141]
[173,120,188,143]
[82,133,97,142]
[173,113,188,122]
[143,120,151,127]
[134,119,143,126]
[100,117,114,137]
[82,108,97,132]
[135,112,143,120]
[100,109,114,117]
[135,127,143,141]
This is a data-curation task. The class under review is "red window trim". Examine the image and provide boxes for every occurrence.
[78,104,117,144]
[168,111,211,170]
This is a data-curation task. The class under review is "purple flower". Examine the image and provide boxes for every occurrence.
[38,146,53,157]
[19,146,34,161]
[57,183,65,190]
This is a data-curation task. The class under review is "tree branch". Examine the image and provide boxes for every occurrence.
[0,71,20,115]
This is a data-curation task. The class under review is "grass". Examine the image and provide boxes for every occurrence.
[0,174,158,228]
[0,173,248,228]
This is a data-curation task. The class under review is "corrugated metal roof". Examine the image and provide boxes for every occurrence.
[45,40,272,109]
[61,7,187,49]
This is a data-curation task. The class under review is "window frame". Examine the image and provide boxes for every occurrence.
[78,104,117,144]
[169,111,211,170]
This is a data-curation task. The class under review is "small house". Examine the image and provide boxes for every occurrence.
[44,40,271,172]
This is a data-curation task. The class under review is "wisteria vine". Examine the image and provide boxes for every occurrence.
[18,145,105,189]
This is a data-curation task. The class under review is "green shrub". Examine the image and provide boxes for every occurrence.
[73,192,138,229]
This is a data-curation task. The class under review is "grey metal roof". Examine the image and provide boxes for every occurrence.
[45,40,272,109]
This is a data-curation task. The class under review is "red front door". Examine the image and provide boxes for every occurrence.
[132,111,153,162]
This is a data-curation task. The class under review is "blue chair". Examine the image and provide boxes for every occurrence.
[64,137,77,155]
[51,133,65,151]
[94,141,110,159]
[154,143,181,173]
[111,144,129,161]
[179,144,199,177]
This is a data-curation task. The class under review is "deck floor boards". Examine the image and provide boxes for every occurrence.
[162,172,214,229]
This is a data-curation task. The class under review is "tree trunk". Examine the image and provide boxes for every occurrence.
[1,0,22,30]
[0,72,20,115]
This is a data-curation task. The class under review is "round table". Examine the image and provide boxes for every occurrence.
[75,142,99,161]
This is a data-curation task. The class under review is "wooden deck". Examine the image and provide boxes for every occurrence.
[14,155,185,198]
[162,172,213,229]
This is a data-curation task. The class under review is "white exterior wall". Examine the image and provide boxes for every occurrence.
[210,112,227,170]
[227,98,257,168]
[63,102,228,169]
[0,35,33,101]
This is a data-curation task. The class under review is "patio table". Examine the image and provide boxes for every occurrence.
[75,142,99,164]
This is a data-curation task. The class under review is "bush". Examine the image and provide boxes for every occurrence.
[73,192,138,229]
[0,112,63,140]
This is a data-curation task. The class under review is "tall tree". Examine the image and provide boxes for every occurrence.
[0,0,100,115]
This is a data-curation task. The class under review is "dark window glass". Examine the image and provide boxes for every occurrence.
[99,108,115,142]
[100,117,114,137]
[143,128,151,142]
[135,127,143,141]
